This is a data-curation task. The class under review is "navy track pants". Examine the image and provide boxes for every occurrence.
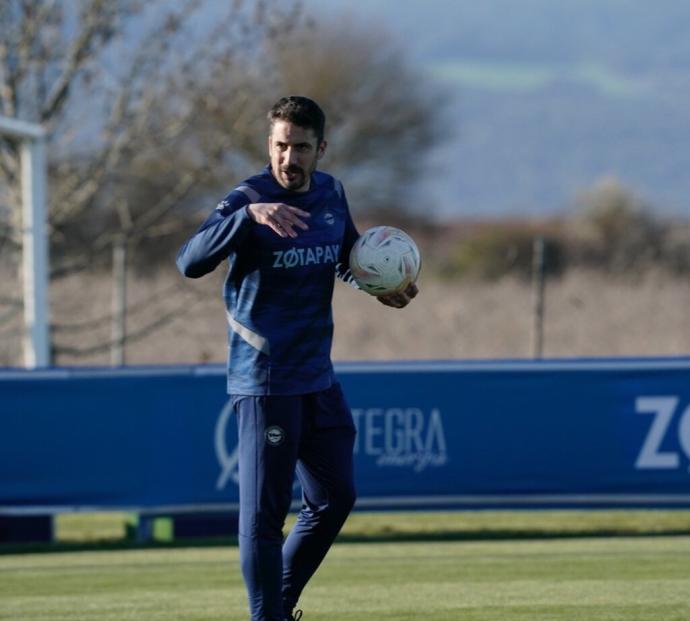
[233,383,357,621]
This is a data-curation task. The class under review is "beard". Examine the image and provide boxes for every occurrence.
[279,165,306,190]
[274,156,319,191]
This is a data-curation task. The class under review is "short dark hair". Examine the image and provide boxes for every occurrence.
[268,96,326,144]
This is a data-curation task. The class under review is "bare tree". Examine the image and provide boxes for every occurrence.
[572,177,664,273]
[142,13,445,219]
[251,14,444,213]
[0,0,305,362]
[0,1,444,365]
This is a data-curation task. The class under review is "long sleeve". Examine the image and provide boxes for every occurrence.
[176,200,252,279]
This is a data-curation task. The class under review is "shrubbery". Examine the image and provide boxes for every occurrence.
[442,225,566,281]
[427,179,690,281]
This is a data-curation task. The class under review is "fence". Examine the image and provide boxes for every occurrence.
[2,358,690,528]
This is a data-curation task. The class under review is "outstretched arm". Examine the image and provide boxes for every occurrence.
[177,199,312,278]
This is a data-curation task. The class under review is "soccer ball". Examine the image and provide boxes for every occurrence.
[349,226,421,296]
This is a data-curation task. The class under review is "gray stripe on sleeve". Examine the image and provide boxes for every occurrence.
[235,185,261,203]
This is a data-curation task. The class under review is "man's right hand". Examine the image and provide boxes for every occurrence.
[247,203,310,238]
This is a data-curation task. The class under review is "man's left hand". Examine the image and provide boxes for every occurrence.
[377,282,419,309]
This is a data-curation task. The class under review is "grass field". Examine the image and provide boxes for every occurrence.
[2,536,690,620]
[3,512,690,620]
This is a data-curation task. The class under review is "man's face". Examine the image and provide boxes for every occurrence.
[268,120,326,192]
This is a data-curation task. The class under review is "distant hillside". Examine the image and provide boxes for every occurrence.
[404,0,690,70]
[309,0,690,218]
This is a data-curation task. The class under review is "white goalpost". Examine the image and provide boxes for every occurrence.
[0,115,50,368]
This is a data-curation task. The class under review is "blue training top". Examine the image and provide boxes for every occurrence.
[176,166,360,395]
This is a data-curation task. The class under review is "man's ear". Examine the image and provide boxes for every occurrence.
[317,140,327,160]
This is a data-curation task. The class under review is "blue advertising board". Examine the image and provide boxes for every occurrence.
[1,358,690,515]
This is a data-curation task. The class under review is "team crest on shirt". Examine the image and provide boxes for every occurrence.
[323,211,335,226]
[265,425,286,446]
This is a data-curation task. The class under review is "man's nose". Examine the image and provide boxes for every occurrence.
[285,147,299,165]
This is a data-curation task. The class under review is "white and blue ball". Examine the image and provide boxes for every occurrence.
[349,226,421,296]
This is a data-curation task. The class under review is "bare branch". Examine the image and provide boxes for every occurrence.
[50,1,208,225]
[0,291,21,333]
[40,0,115,123]
[0,295,21,308]
[0,38,14,117]
[0,142,20,205]
[52,280,191,333]
[0,305,20,325]
[53,298,201,358]
[128,172,200,239]
[0,0,61,119]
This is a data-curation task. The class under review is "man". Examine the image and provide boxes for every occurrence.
[176,96,418,621]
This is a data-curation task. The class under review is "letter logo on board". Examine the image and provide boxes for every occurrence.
[350,407,448,472]
[635,396,690,470]
[215,400,240,490]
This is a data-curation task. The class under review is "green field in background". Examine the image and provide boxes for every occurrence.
[429,59,645,96]
[2,536,690,620]
[52,509,690,545]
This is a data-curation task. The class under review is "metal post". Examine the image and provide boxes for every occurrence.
[531,237,546,359]
[136,514,155,544]
[20,137,50,368]
[111,237,128,366]
[0,116,50,368]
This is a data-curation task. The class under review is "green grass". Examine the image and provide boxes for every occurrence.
[430,59,645,96]
[53,509,690,545]
[2,536,690,620]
